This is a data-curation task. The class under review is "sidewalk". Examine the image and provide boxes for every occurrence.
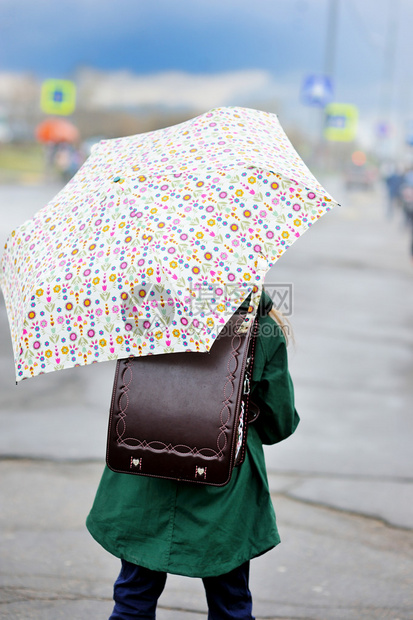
[1,180,413,619]
[1,459,413,619]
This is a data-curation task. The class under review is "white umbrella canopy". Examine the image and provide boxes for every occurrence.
[0,106,338,381]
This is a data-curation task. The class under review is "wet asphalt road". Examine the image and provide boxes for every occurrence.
[0,180,413,619]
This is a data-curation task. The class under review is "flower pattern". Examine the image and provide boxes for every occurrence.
[0,106,338,380]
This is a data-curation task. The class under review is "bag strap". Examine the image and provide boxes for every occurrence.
[233,314,260,467]
[243,314,259,423]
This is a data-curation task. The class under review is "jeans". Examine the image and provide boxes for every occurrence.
[109,559,255,619]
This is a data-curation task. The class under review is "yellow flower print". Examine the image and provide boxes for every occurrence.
[109,274,116,282]
[172,329,180,337]
[119,222,126,228]
[196,232,204,239]
[102,225,110,232]
[170,261,178,269]
[281,231,290,239]
[206,318,214,327]
[150,207,158,214]
[155,331,163,340]
[146,267,154,276]
[45,350,52,358]
[243,273,251,281]
[293,219,302,226]
[217,303,225,312]
[36,289,44,296]
[53,285,61,293]
[161,196,169,202]
[92,277,100,285]
[99,339,107,347]
[61,346,69,354]
[235,189,244,197]
[116,336,124,344]
[248,176,256,184]
[207,219,215,226]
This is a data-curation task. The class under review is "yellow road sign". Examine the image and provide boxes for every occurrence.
[40,79,76,116]
[324,103,358,142]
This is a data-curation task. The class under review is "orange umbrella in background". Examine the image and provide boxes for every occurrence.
[36,117,80,143]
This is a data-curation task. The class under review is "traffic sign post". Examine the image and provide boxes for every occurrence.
[40,79,76,116]
[324,103,358,141]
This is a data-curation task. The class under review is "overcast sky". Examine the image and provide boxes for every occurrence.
[1,0,412,130]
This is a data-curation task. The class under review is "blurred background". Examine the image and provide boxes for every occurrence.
[1,0,413,186]
[1,2,413,617]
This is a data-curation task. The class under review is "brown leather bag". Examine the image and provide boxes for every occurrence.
[106,311,259,486]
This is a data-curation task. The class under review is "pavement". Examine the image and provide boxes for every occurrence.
[1,179,413,619]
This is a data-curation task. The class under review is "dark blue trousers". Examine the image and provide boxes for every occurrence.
[109,559,255,619]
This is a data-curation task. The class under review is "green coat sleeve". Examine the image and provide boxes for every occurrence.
[250,314,299,445]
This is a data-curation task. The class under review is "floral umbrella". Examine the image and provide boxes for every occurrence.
[0,106,338,381]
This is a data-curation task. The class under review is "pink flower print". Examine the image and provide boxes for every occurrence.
[155,264,162,284]
[109,334,115,353]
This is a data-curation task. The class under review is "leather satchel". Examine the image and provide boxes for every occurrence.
[106,311,259,486]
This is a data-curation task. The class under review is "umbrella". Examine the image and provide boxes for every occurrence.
[36,118,80,143]
[1,107,339,381]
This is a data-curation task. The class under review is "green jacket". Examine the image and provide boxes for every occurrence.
[86,298,299,578]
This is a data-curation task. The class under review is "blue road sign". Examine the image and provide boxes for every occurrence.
[301,75,334,107]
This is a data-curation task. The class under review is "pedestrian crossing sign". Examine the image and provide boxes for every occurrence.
[40,79,76,116]
[324,103,358,142]
[301,75,334,107]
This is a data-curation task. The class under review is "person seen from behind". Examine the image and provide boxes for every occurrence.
[86,290,299,619]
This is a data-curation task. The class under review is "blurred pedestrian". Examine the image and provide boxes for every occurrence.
[53,142,82,182]
[384,165,403,220]
[86,291,299,619]
[399,167,413,259]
